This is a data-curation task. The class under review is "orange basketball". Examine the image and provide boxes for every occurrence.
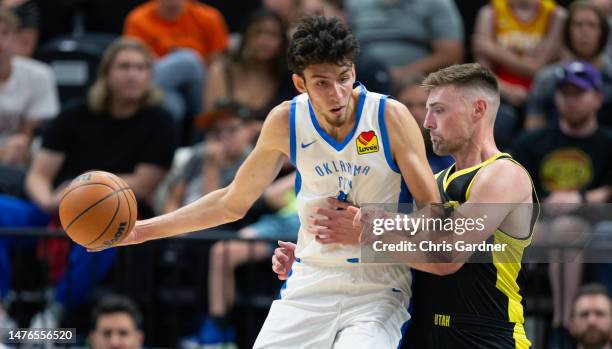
[59,171,137,250]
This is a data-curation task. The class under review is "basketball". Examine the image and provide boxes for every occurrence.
[59,171,137,250]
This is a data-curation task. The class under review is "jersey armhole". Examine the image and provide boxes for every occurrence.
[378,95,401,173]
[289,96,297,166]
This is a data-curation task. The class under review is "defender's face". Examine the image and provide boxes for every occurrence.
[423,86,472,156]
[296,62,356,128]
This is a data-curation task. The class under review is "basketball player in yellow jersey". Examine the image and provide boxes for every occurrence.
[274,63,540,348]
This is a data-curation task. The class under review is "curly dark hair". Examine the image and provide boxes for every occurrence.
[287,15,359,75]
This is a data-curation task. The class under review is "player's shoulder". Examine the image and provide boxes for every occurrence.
[473,156,532,200]
[261,100,293,135]
[382,98,418,129]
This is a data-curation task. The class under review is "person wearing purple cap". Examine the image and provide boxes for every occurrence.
[513,60,612,348]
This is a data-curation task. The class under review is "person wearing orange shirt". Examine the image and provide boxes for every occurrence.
[124,0,230,143]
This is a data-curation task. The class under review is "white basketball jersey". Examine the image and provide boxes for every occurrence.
[290,85,412,265]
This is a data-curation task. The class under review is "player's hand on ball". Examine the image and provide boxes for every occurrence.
[87,220,145,252]
[272,241,296,280]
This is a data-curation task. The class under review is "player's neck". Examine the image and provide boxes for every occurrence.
[452,136,500,171]
[317,90,357,140]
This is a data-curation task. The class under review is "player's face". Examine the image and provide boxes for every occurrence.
[90,313,143,349]
[570,295,612,347]
[297,63,356,128]
[0,22,15,62]
[569,8,602,59]
[555,84,602,127]
[424,86,472,156]
[107,49,152,103]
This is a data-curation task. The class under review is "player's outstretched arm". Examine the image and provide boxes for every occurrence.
[117,103,292,246]
[386,99,440,205]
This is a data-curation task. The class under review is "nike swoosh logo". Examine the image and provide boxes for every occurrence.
[301,140,317,149]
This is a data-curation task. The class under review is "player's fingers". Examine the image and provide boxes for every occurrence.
[314,207,339,219]
[278,241,296,250]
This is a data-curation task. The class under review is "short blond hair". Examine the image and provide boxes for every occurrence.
[87,37,163,114]
[0,9,19,31]
[422,63,499,95]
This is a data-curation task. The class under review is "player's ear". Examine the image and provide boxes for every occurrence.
[473,99,487,121]
[292,73,307,94]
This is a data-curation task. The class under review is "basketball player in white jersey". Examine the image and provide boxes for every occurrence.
[112,16,440,348]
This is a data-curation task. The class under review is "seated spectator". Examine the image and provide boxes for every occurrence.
[345,0,464,83]
[204,9,293,133]
[183,172,298,347]
[89,295,144,349]
[0,9,58,194]
[124,0,230,141]
[20,37,177,328]
[569,284,612,349]
[394,74,453,173]
[165,100,253,217]
[512,61,612,345]
[527,1,612,130]
[474,0,566,149]
[0,0,38,57]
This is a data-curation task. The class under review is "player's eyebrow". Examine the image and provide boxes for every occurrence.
[310,68,351,79]
[427,101,444,108]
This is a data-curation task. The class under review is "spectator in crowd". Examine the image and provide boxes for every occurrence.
[345,0,464,83]
[204,8,293,135]
[474,0,566,149]
[569,284,612,349]
[165,101,253,216]
[527,1,612,130]
[394,74,453,173]
[318,0,392,94]
[90,295,144,349]
[124,0,229,141]
[589,0,612,59]
[0,9,58,192]
[21,37,177,328]
[0,0,38,57]
[513,61,612,345]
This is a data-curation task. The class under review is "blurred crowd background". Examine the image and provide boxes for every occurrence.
[0,0,611,348]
